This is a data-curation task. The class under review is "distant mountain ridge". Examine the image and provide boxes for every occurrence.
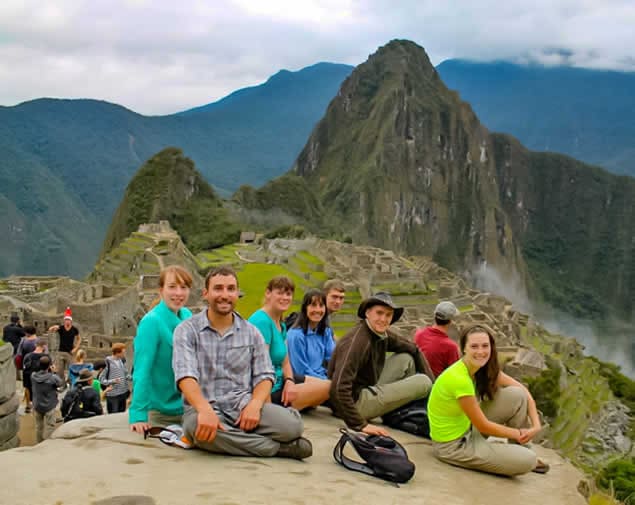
[2,50,635,278]
[437,59,635,176]
[0,63,353,277]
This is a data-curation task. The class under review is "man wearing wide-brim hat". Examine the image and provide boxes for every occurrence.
[327,292,433,436]
[60,368,103,422]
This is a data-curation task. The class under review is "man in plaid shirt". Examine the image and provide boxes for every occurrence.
[173,265,312,459]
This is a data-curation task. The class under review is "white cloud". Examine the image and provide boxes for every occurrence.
[0,0,633,114]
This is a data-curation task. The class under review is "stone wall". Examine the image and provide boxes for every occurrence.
[0,344,19,451]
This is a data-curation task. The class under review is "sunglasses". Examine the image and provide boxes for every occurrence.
[143,426,178,440]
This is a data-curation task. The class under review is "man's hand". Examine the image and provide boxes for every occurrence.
[361,424,390,436]
[236,399,263,432]
[48,325,60,333]
[195,407,225,442]
[130,422,151,434]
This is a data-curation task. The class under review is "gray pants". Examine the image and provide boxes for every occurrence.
[432,386,537,476]
[182,403,304,457]
[34,409,57,443]
[356,353,432,421]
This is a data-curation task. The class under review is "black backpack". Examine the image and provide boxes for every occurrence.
[61,386,96,422]
[333,429,415,484]
[381,398,430,438]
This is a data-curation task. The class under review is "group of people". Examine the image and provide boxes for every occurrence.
[120,264,549,476]
[4,263,549,477]
[3,310,134,442]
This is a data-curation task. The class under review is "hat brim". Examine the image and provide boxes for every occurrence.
[357,299,404,325]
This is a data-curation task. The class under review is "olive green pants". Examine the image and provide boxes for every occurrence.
[355,353,432,421]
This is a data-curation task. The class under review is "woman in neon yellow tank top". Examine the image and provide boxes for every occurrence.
[427,324,549,476]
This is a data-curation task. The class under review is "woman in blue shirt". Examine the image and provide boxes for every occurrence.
[287,289,335,380]
[129,266,193,434]
[249,278,330,411]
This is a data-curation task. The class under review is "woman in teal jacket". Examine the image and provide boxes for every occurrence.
[129,266,193,433]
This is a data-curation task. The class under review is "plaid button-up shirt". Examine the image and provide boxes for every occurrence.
[172,310,275,421]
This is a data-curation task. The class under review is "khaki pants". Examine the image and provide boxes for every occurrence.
[432,386,537,476]
[55,352,73,381]
[182,403,304,457]
[355,353,432,421]
[34,409,57,443]
[149,411,183,427]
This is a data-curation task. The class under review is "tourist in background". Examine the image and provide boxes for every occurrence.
[68,349,93,387]
[48,307,81,382]
[427,324,549,476]
[414,301,461,378]
[3,314,25,356]
[61,368,103,421]
[99,343,131,414]
[31,355,64,442]
[129,265,193,433]
[21,332,47,413]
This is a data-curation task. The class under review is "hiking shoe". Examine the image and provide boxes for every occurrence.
[25,405,32,413]
[276,437,313,460]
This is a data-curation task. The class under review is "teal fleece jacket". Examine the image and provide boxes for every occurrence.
[128,300,192,424]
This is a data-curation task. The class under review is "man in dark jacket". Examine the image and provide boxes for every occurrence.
[328,292,433,436]
[61,369,103,421]
[3,314,25,355]
[31,356,64,442]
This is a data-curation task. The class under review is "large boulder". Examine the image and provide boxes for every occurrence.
[0,409,586,504]
[0,344,18,451]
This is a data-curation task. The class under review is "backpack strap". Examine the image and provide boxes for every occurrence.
[332,429,376,478]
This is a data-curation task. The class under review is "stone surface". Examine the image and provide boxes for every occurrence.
[0,409,586,505]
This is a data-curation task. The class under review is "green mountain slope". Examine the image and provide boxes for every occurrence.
[0,63,351,276]
[100,147,240,259]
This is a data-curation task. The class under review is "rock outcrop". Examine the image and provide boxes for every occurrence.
[0,411,587,505]
[0,344,19,450]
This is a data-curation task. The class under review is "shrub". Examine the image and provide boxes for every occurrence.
[524,357,561,419]
[596,457,635,503]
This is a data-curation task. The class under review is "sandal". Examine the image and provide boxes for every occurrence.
[532,459,550,474]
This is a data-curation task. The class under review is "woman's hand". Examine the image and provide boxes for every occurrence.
[518,426,541,444]
[281,380,298,406]
[130,422,151,434]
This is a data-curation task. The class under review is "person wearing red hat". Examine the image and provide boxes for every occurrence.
[48,307,81,383]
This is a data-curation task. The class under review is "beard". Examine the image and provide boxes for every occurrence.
[209,299,234,316]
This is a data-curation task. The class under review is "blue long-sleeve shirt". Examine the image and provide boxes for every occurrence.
[287,325,335,380]
[129,300,192,424]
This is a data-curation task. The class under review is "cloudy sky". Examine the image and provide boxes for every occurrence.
[1,0,633,114]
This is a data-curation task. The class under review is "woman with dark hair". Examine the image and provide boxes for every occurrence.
[129,265,193,433]
[287,289,334,380]
[427,324,549,476]
[249,278,331,411]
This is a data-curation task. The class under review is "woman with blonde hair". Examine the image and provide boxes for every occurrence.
[427,324,549,476]
[129,265,193,433]
[68,349,93,387]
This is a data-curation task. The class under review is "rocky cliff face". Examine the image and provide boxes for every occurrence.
[272,39,634,322]
[291,40,528,284]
